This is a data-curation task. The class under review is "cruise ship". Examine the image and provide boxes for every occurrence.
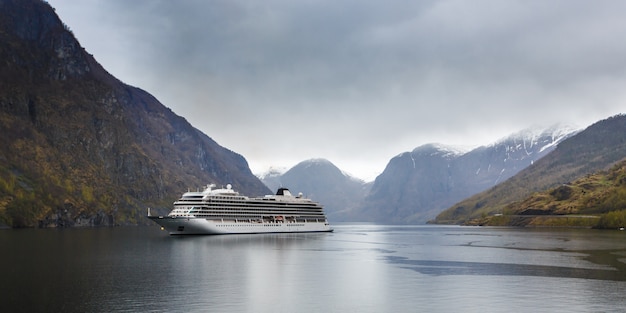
[147,184,333,235]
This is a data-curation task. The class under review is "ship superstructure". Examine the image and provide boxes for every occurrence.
[148,184,332,235]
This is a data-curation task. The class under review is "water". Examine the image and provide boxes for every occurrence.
[1,225,626,313]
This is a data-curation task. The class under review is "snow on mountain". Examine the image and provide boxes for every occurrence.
[256,166,288,181]
[301,158,333,170]
[355,123,580,224]
[490,123,582,156]
[412,143,473,158]
[256,166,288,192]
[473,123,580,185]
[256,124,580,224]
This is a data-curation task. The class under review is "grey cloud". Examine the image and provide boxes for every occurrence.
[49,0,626,180]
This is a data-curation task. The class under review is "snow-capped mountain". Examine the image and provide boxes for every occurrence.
[467,123,581,185]
[489,123,580,162]
[353,124,580,224]
[435,114,626,225]
[256,166,288,192]
[397,143,472,167]
[256,125,579,224]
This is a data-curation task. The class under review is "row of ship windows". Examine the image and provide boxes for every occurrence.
[183,204,322,209]
[177,204,319,208]
[171,213,325,219]
[177,207,324,214]
[170,212,325,219]
[181,215,326,219]
[179,205,322,211]
[182,196,308,201]
[170,213,325,220]
[182,196,245,199]
[215,224,305,227]
[191,210,324,216]
[175,207,323,213]
[175,206,323,212]
[177,199,319,207]
[215,224,307,227]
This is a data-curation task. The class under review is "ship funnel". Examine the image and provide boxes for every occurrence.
[276,188,292,196]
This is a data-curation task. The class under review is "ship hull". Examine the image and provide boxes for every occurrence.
[148,216,333,235]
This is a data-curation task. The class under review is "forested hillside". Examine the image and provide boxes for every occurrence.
[467,158,626,228]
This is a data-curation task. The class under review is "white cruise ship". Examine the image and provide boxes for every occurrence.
[147,184,333,235]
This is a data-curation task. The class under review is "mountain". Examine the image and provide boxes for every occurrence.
[258,159,370,221]
[353,125,578,224]
[0,0,270,228]
[434,114,626,225]
[256,166,288,192]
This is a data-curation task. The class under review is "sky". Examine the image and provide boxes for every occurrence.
[48,0,626,181]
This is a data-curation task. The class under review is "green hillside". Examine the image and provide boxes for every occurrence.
[466,158,626,228]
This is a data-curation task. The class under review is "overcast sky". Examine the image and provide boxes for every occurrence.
[48,0,626,181]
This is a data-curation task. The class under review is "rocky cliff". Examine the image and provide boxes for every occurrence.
[0,0,270,227]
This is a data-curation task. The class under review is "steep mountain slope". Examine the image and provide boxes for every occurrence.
[435,114,626,224]
[259,159,370,221]
[0,0,270,227]
[355,125,577,224]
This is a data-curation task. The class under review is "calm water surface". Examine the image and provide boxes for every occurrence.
[1,225,626,312]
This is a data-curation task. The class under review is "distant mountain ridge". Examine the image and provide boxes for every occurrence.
[259,158,370,221]
[260,125,578,224]
[0,0,269,227]
[435,114,626,225]
[349,124,579,224]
